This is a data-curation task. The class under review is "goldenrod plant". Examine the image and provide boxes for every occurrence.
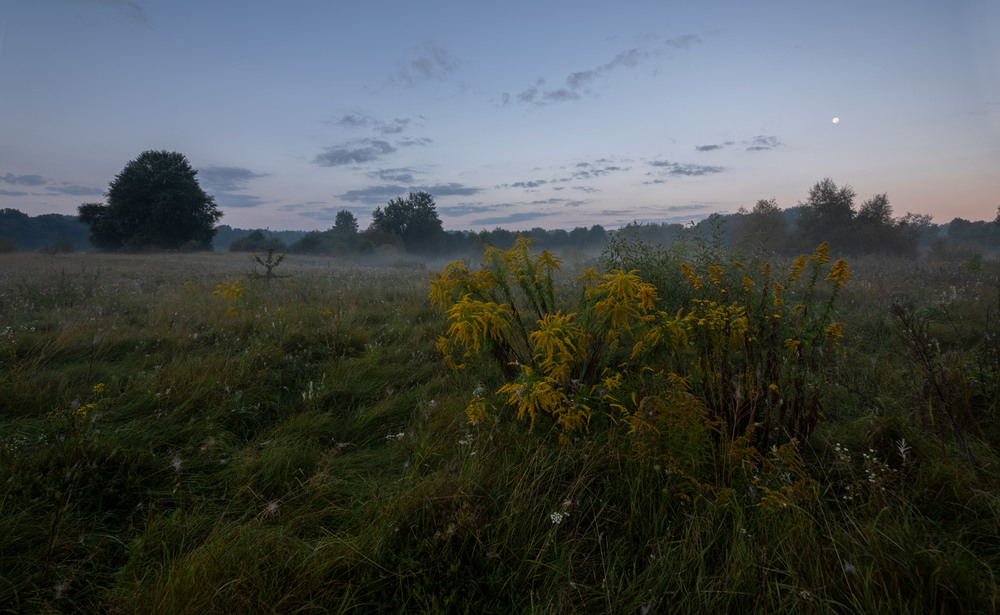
[431,237,851,448]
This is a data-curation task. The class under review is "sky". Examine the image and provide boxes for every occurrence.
[0,0,997,232]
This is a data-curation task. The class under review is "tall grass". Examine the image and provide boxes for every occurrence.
[0,249,997,613]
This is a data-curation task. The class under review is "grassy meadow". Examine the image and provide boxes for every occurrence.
[0,242,998,613]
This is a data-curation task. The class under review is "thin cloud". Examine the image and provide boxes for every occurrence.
[395,137,433,147]
[571,162,630,179]
[336,113,371,129]
[339,184,408,204]
[337,113,412,135]
[566,48,644,90]
[664,203,714,212]
[745,135,782,151]
[424,183,480,197]
[198,166,267,192]
[504,35,701,106]
[505,179,548,189]
[695,142,733,152]
[543,88,580,103]
[664,34,701,49]
[315,139,396,166]
[437,203,499,217]
[1,173,46,186]
[48,184,103,196]
[648,160,726,177]
[214,193,266,209]
[391,41,460,87]
[0,190,29,197]
[340,182,480,204]
[367,168,418,183]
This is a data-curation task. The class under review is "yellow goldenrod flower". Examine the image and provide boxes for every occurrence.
[680,263,702,290]
[825,258,852,286]
[576,267,600,290]
[788,255,808,282]
[825,322,844,341]
[810,241,831,265]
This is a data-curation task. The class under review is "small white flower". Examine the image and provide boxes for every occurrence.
[170,456,182,471]
[550,511,567,524]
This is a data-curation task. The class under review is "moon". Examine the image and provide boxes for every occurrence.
[832,117,840,123]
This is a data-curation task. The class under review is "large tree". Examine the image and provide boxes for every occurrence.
[370,191,444,253]
[78,150,221,251]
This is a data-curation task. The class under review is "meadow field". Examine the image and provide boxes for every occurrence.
[0,240,997,614]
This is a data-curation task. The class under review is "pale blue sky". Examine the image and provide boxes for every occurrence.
[1,0,997,231]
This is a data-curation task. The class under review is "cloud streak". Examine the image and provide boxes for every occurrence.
[391,41,460,87]
[2,173,47,186]
[505,34,702,106]
[198,166,268,192]
[339,182,481,204]
[315,139,396,166]
[745,135,781,151]
[335,113,411,135]
[648,160,726,177]
[48,184,103,196]
[695,141,733,152]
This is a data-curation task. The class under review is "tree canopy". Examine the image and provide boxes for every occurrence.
[369,191,444,253]
[78,150,221,251]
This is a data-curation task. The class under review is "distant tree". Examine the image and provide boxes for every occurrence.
[287,231,331,255]
[370,191,444,253]
[333,210,359,235]
[856,193,892,226]
[78,150,222,251]
[852,193,897,254]
[794,178,856,249]
[897,212,936,254]
[229,229,286,252]
[947,217,1000,253]
[359,226,405,253]
[994,205,1000,226]
[732,198,790,253]
[1,208,90,251]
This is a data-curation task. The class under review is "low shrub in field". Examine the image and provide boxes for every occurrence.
[429,236,852,500]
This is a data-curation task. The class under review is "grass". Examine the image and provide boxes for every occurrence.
[0,249,997,613]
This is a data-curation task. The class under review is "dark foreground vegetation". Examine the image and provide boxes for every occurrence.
[0,227,997,613]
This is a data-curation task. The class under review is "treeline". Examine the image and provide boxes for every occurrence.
[728,179,999,258]
[3,179,998,257]
[226,192,610,258]
[0,209,91,253]
[237,181,997,260]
